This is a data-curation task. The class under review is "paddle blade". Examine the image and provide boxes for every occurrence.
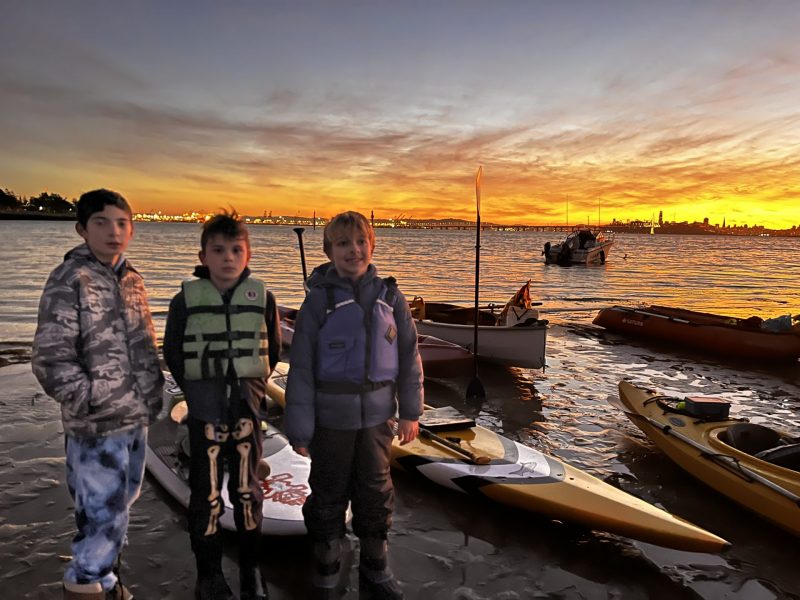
[466,376,486,401]
[475,165,482,214]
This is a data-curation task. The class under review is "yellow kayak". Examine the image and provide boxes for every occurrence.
[616,380,800,537]
[267,363,728,552]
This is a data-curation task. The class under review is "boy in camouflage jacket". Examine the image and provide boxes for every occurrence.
[32,189,164,600]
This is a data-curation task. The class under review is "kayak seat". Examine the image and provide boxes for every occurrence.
[720,423,782,456]
[754,444,800,472]
[410,296,426,320]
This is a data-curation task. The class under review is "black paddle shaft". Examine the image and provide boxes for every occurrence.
[472,211,481,363]
[466,166,486,401]
[420,428,490,465]
[293,227,308,283]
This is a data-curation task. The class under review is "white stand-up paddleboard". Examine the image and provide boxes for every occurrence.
[145,372,311,535]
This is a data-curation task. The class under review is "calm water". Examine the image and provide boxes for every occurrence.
[2,220,800,599]
[4,221,799,343]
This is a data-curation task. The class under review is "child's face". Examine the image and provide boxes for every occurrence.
[200,234,251,291]
[76,205,133,265]
[327,225,373,281]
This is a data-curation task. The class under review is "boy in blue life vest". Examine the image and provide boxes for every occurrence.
[32,189,164,600]
[284,211,424,599]
[163,211,281,600]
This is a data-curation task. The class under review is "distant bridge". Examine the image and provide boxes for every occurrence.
[392,219,576,231]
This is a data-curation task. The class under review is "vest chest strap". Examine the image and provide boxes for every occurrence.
[315,380,393,394]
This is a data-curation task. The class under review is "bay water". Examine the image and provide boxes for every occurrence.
[1,221,799,598]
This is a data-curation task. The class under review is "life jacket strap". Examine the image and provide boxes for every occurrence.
[315,380,393,394]
[186,304,264,316]
[192,330,268,342]
[184,347,269,360]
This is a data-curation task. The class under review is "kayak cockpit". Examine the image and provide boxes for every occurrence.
[716,423,800,472]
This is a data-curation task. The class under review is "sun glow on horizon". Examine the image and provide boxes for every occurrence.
[3,3,800,231]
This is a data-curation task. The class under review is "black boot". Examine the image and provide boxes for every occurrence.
[239,564,268,600]
[311,537,351,599]
[108,552,133,599]
[358,537,403,600]
[239,528,268,599]
[195,574,233,600]
[193,538,234,600]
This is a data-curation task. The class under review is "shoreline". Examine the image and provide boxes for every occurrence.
[1,211,798,235]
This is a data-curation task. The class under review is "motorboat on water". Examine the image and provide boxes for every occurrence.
[543,228,614,265]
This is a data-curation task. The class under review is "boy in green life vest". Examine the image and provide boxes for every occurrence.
[163,210,281,600]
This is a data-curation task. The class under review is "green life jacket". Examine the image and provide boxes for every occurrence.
[182,277,269,380]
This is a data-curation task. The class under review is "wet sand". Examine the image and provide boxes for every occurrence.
[3,320,800,599]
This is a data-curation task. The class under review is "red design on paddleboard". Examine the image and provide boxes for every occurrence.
[261,472,308,506]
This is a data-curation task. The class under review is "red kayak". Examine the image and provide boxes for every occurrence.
[594,305,800,361]
[279,306,473,378]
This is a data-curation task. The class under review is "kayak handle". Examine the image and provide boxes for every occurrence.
[420,428,491,465]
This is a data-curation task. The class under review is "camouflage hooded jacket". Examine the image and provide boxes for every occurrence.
[32,244,164,437]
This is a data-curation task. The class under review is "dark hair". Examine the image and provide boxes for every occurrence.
[76,189,132,227]
[201,209,250,250]
[323,211,375,256]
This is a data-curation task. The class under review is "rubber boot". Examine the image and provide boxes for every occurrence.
[63,579,132,600]
[239,532,268,600]
[239,563,268,600]
[358,537,403,600]
[109,553,133,599]
[106,582,133,600]
[63,582,105,600]
[193,538,234,600]
[312,538,346,599]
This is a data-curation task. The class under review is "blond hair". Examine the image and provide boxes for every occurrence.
[323,211,375,257]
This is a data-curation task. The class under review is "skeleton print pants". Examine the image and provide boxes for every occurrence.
[186,411,264,545]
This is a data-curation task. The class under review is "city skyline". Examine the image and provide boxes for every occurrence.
[2,2,800,229]
[2,187,794,232]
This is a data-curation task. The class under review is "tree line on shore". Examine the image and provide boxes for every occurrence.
[1,188,75,214]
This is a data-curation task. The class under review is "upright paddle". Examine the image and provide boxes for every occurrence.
[293,227,308,294]
[466,166,486,401]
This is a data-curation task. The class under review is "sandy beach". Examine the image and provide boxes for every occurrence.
[4,343,799,600]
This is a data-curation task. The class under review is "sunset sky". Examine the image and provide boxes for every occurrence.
[2,1,799,228]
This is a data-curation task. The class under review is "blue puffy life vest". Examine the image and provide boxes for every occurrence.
[316,279,399,394]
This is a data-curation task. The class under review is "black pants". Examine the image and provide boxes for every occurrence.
[186,405,264,549]
[303,421,395,542]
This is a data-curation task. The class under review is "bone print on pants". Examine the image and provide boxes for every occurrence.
[186,412,264,543]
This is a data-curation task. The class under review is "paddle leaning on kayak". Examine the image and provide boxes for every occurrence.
[613,382,800,538]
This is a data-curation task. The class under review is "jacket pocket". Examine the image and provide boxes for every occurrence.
[318,337,355,381]
[62,378,92,421]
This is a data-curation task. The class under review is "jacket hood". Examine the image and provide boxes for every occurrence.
[306,262,379,290]
[63,243,96,263]
[305,262,333,289]
[64,243,130,273]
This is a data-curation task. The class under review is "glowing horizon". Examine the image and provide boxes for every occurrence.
[2,3,800,230]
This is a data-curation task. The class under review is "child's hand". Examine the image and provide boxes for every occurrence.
[292,445,309,457]
[396,419,419,445]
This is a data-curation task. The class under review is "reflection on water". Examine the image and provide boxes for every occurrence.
[4,221,800,343]
[2,221,800,598]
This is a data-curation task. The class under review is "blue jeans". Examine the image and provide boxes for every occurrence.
[64,426,147,591]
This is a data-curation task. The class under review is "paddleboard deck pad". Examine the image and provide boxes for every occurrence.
[265,362,728,553]
[145,373,310,535]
